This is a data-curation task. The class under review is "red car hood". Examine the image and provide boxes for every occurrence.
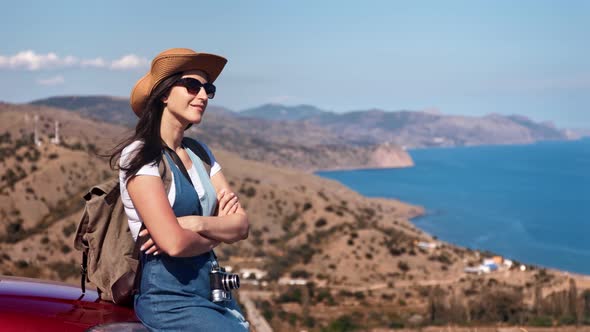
[0,275,139,331]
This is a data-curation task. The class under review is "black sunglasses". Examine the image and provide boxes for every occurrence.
[174,77,216,99]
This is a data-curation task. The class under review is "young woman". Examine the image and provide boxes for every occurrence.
[110,48,250,331]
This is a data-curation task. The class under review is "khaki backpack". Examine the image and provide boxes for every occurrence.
[74,137,212,307]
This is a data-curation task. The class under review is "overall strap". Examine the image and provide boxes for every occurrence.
[182,137,211,176]
[180,138,219,263]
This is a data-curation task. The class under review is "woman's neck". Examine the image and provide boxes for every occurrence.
[160,110,185,151]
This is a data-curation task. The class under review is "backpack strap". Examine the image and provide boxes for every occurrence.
[158,152,174,192]
[163,148,193,186]
[161,137,213,186]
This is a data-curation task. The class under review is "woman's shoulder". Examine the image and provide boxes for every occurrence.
[120,140,145,168]
[121,140,144,156]
[119,140,162,180]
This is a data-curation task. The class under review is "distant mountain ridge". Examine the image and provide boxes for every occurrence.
[28,96,576,151]
[30,96,136,126]
[239,103,327,121]
[567,128,590,138]
[237,104,575,147]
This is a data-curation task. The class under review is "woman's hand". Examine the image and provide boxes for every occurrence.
[139,217,221,255]
[139,228,161,255]
[217,189,240,216]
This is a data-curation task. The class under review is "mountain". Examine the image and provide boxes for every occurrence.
[30,96,136,127]
[566,127,590,138]
[31,97,573,150]
[234,104,574,147]
[238,103,328,121]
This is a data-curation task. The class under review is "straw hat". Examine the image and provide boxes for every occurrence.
[130,48,227,116]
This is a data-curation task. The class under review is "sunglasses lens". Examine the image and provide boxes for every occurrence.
[204,83,216,99]
[183,79,203,94]
[178,79,215,99]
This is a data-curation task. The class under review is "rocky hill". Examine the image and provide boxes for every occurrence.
[2,103,590,331]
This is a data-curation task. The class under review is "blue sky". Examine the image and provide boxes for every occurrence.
[1,0,588,128]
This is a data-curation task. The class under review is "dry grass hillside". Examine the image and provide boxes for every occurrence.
[1,103,590,331]
[0,103,129,281]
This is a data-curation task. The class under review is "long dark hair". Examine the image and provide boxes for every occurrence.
[109,73,183,181]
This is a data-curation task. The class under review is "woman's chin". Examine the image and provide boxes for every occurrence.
[187,113,204,125]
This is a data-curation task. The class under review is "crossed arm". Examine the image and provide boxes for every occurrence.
[127,170,249,257]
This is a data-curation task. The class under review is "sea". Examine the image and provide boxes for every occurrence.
[317,138,590,275]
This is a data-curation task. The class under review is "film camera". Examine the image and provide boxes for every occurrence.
[210,261,240,303]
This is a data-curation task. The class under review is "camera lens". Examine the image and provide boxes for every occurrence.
[222,273,240,290]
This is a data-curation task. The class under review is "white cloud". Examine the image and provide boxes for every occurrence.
[62,55,78,66]
[0,50,77,70]
[37,75,65,86]
[0,50,149,71]
[81,57,107,68]
[110,54,149,70]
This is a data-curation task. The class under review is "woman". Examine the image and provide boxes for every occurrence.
[110,48,250,331]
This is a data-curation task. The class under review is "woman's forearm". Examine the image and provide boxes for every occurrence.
[170,229,220,257]
[178,214,249,244]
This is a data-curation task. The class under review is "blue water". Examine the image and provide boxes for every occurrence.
[317,139,590,274]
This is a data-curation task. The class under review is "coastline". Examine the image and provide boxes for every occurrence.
[313,159,590,279]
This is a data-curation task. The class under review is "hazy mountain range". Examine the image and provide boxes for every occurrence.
[239,103,578,147]
[30,97,579,151]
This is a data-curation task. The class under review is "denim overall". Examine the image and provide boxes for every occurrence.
[134,148,249,331]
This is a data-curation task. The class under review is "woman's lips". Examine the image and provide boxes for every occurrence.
[190,104,204,111]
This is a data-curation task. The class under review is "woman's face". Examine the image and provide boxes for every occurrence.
[161,70,210,126]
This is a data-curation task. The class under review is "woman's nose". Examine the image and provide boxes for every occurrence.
[197,86,209,100]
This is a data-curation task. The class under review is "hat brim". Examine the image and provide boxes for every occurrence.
[130,52,227,117]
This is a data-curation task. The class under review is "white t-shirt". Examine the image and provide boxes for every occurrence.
[119,140,221,241]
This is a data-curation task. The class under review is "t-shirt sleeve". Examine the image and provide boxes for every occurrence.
[119,141,161,186]
[197,140,222,176]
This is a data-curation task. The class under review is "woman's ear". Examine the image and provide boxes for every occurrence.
[161,92,169,104]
